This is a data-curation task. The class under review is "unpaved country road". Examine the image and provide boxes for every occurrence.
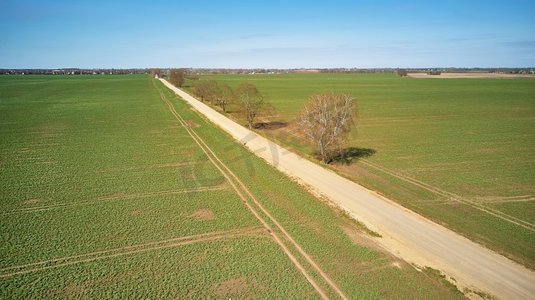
[159,78,535,299]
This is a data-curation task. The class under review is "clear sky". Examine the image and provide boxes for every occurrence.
[1,0,534,68]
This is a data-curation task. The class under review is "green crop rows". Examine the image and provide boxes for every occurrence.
[1,75,465,298]
[196,73,535,268]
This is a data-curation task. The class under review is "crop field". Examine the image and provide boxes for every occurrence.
[0,75,465,298]
[197,73,535,268]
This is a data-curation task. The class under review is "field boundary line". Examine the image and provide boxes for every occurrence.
[155,79,347,300]
[5,186,226,215]
[360,159,535,231]
[0,226,265,278]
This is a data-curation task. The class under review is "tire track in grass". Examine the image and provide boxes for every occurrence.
[360,159,535,232]
[4,186,226,215]
[0,227,265,279]
[474,195,535,204]
[154,80,348,300]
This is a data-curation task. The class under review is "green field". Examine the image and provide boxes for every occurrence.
[195,73,535,268]
[0,75,465,298]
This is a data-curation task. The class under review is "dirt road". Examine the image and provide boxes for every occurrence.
[159,78,535,299]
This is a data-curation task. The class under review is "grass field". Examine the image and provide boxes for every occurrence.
[195,73,535,269]
[0,75,465,298]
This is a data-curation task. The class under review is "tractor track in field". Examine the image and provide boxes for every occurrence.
[153,80,348,300]
[360,159,535,232]
[4,186,226,215]
[0,227,265,279]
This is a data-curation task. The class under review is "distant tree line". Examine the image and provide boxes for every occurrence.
[1,68,149,75]
[3,67,534,76]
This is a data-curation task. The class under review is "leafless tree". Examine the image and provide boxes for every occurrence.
[397,69,408,77]
[196,80,219,104]
[299,93,356,163]
[169,69,185,87]
[150,68,161,78]
[235,83,265,129]
[205,81,220,105]
[193,80,211,102]
[214,84,233,113]
[192,81,233,112]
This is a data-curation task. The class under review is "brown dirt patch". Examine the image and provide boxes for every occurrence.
[23,198,41,205]
[186,120,200,128]
[342,225,381,250]
[342,225,406,269]
[188,209,215,221]
[212,276,249,297]
[63,283,86,297]
[408,72,535,79]
[281,122,307,140]
[46,283,87,299]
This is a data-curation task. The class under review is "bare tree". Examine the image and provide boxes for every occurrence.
[193,80,211,102]
[397,69,408,77]
[235,83,265,129]
[169,69,185,87]
[299,93,356,163]
[214,84,233,113]
[150,68,161,78]
[204,81,220,105]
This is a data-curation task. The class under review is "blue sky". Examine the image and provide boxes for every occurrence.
[1,0,534,68]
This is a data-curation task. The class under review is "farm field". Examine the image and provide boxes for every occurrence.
[0,75,464,299]
[196,73,535,268]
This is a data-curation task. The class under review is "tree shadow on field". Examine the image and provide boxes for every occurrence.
[330,147,377,165]
[253,121,288,130]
